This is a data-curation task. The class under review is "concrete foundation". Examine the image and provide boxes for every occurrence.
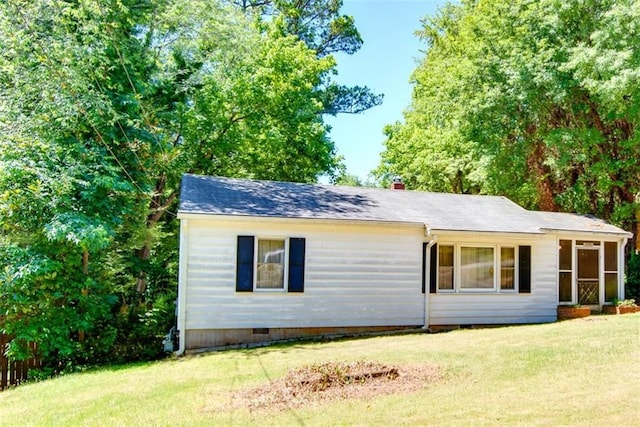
[184,325,421,352]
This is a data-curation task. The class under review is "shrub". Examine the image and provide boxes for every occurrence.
[625,251,640,303]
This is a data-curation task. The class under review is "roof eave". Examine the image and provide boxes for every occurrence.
[177,211,427,228]
[427,228,544,236]
[539,227,633,238]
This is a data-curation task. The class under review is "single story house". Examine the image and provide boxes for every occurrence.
[176,174,631,353]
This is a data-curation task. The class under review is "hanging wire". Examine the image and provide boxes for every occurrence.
[9,1,178,218]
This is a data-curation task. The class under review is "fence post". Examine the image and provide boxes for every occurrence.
[0,335,40,391]
[1,334,8,391]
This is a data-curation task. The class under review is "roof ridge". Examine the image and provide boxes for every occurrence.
[183,173,517,200]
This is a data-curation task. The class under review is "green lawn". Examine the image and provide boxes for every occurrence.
[1,315,639,426]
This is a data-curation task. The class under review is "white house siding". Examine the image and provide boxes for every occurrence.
[181,216,426,336]
[428,233,558,325]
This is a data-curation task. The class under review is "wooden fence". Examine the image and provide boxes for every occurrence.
[0,334,41,391]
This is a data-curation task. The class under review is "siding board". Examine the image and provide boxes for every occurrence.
[183,219,425,331]
[181,218,565,344]
[428,236,558,325]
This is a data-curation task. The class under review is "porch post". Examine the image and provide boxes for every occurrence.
[599,240,605,307]
[619,237,629,300]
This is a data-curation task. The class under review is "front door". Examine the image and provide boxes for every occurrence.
[576,246,600,306]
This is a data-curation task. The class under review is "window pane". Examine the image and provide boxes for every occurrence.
[605,273,618,302]
[460,247,494,289]
[559,272,572,302]
[256,239,285,289]
[438,245,454,290]
[604,242,617,272]
[559,240,572,271]
[501,247,515,290]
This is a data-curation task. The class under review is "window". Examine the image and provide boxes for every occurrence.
[256,239,285,289]
[434,244,529,293]
[437,245,454,290]
[500,247,515,290]
[460,246,494,289]
[236,236,306,293]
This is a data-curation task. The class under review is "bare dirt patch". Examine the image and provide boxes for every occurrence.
[230,360,442,411]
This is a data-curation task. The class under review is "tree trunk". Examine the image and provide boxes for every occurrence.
[135,173,179,294]
[527,141,558,211]
[79,250,89,342]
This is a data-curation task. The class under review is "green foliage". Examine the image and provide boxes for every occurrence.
[273,0,363,57]
[0,243,117,364]
[320,84,384,115]
[230,0,383,115]
[0,0,364,369]
[625,251,640,300]
[332,171,379,188]
[377,0,640,244]
[610,298,637,307]
[333,173,364,187]
[110,295,176,363]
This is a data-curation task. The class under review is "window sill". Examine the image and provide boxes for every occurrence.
[254,288,286,292]
[435,290,521,295]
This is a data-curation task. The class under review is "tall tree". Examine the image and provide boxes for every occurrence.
[0,0,343,364]
[229,0,384,114]
[377,0,640,249]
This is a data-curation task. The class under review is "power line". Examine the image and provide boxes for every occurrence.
[8,1,178,218]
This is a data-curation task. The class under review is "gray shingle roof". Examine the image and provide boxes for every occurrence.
[178,174,630,236]
[531,211,629,235]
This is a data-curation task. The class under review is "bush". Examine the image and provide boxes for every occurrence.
[625,251,640,303]
[109,294,176,363]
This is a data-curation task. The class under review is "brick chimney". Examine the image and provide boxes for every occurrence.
[390,176,405,190]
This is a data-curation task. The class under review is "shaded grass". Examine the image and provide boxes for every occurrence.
[1,314,639,426]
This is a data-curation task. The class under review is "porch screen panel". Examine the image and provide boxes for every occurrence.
[559,273,572,302]
[558,240,572,302]
[577,249,598,305]
[559,240,572,270]
[604,242,618,302]
[605,274,618,302]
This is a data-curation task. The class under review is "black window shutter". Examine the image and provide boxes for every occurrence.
[519,245,531,293]
[421,242,427,294]
[429,243,438,294]
[288,237,306,292]
[236,236,255,292]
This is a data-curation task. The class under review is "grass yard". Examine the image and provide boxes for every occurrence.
[1,315,639,426]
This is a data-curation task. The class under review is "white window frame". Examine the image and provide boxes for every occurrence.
[437,243,519,293]
[254,237,289,292]
[459,244,497,292]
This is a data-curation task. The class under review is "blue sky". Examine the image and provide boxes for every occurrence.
[325,0,448,181]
